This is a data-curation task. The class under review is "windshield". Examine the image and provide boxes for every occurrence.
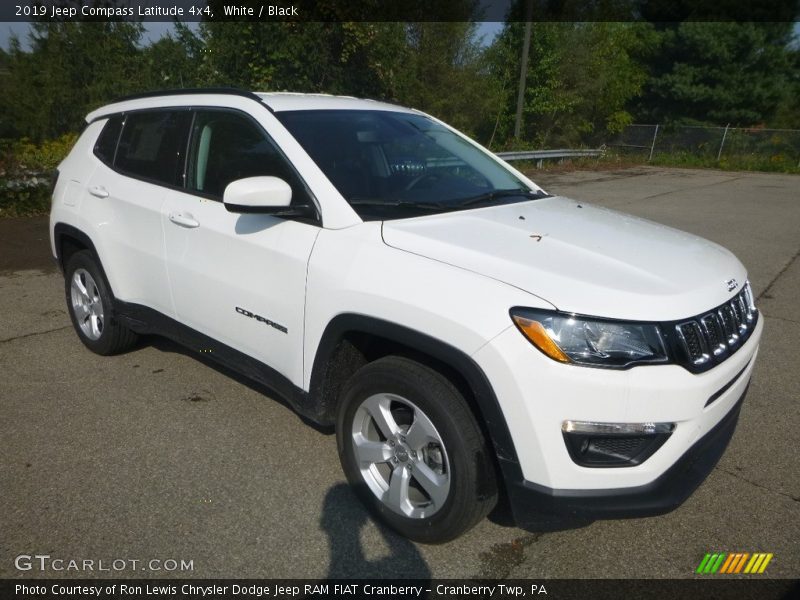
[275,109,544,220]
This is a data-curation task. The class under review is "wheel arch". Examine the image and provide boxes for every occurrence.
[53,222,121,305]
[310,314,522,474]
[53,223,98,272]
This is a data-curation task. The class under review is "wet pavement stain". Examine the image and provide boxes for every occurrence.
[477,534,544,578]
[183,393,211,403]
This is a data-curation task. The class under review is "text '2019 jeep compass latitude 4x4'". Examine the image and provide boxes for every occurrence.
[50,89,762,543]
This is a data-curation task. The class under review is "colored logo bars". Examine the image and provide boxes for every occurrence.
[696,552,774,574]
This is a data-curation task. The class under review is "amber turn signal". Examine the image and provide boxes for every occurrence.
[511,315,571,363]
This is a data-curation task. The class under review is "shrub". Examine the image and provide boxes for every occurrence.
[0,133,77,217]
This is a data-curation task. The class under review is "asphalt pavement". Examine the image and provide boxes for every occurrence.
[1,166,798,579]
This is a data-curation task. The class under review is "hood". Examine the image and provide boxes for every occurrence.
[381,197,747,322]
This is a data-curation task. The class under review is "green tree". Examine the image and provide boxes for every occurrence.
[772,44,800,128]
[0,47,11,138]
[392,22,502,140]
[488,21,647,148]
[1,21,144,140]
[193,18,499,139]
[633,22,796,126]
[194,21,407,97]
[139,25,204,90]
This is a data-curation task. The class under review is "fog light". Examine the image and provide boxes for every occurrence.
[562,420,675,467]
[562,421,675,435]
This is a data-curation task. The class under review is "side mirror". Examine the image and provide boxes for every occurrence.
[223,176,292,213]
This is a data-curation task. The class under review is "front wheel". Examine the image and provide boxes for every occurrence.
[336,355,497,543]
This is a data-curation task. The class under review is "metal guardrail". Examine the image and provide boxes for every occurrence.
[495,148,604,162]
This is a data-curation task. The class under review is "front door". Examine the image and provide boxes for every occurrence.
[162,109,319,387]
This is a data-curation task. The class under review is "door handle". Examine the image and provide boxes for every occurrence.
[88,185,109,198]
[169,212,200,228]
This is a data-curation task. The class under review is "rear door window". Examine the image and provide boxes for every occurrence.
[115,111,192,187]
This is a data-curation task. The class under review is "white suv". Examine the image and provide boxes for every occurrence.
[50,89,762,543]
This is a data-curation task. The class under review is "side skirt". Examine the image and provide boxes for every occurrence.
[113,300,322,424]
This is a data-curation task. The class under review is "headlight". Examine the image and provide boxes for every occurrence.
[510,308,668,368]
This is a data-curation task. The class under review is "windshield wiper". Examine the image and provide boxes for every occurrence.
[457,188,549,207]
[348,190,549,213]
[348,198,450,211]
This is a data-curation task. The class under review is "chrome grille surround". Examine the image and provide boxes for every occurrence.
[673,283,758,371]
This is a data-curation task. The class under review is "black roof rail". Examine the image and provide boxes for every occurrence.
[112,87,267,105]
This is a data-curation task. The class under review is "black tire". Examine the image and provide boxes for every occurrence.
[336,355,497,543]
[64,250,138,355]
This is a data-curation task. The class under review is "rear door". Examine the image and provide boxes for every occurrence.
[85,110,192,316]
[161,108,320,387]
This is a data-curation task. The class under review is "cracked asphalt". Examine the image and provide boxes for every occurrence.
[1,167,798,580]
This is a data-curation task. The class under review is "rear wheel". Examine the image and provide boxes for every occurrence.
[64,250,137,355]
[336,355,497,543]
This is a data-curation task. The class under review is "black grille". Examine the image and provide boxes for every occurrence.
[679,322,705,360]
[700,313,726,357]
[719,304,738,344]
[672,285,757,372]
[563,431,672,467]
[591,436,650,456]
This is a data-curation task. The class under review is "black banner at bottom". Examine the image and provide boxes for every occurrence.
[1,579,798,600]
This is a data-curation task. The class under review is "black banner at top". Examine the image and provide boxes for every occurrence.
[1,0,799,22]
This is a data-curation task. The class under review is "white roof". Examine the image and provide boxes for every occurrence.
[86,90,416,123]
[256,92,413,113]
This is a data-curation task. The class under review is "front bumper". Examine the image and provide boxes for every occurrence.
[473,314,761,488]
[471,305,762,526]
[505,383,748,523]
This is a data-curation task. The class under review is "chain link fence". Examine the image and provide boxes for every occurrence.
[608,124,800,170]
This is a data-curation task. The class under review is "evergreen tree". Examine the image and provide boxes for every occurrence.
[633,22,796,126]
[1,21,144,140]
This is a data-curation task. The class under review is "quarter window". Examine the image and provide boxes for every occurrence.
[93,115,123,166]
[115,111,192,186]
